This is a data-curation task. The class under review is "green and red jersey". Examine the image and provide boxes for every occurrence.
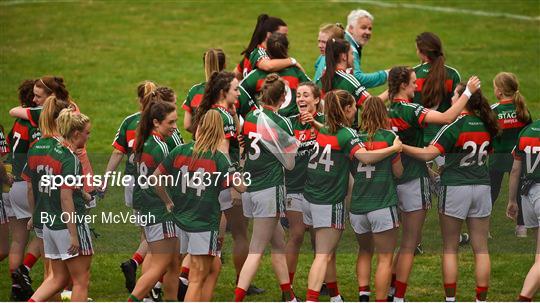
[389,98,430,183]
[132,132,171,224]
[285,112,325,194]
[316,69,370,128]
[489,100,531,172]
[182,82,206,114]
[210,105,240,163]
[157,141,235,232]
[0,127,8,156]
[242,107,294,192]
[350,129,400,214]
[431,113,492,186]
[25,107,43,128]
[513,120,540,182]
[413,62,461,145]
[112,112,183,176]
[304,126,364,205]
[236,44,269,79]
[315,69,370,107]
[7,119,41,180]
[238,66,310,118]
[22,136,60,229]
[36,141,86,230]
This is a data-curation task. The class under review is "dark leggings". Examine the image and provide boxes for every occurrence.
[490,169,524,226]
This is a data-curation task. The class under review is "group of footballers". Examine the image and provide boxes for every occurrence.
[0,8,538,303]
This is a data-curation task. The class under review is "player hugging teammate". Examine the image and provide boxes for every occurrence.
[1,9,539,303]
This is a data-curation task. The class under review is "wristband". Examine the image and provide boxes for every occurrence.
[463,87,472,98]
[290,57,297,66]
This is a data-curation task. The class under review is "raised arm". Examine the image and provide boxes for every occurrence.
[402,144,441,162]
[257,58,297,73]
[424,76,480,125]
[9,106,29,120]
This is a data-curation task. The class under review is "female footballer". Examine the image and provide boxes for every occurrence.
[313,23,345,81]
[5,79,41,300]
[238,32,310,118]
[154,110,247,301]
[316,38,373,129]
[235,14,300,80]
[189,70,244,299]
[490,72,532,236]
[386,66,480,302]
[402,86,500,302]
[303,90,401,302]
[413,32,461,145]
[183,49,227,132]
[20,95,71,301]
[234,74,296,302]
[29,108,93,302]
[127,95,180,302]
[506,119,540,302]
[351,96,403,302]
[104,83,183,295]
[284,81,324,288]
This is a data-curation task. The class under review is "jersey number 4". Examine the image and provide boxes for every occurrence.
[308,143,334,172]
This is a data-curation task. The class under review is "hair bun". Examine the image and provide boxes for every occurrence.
[54,76,64,84]
[258,14,269,22]
[264,73,280,84]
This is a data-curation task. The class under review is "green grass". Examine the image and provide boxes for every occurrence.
[0,0,539,301]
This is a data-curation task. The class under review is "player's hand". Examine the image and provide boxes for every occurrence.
[237,134,246,148]
[299,111,314,124]
[392,136,403,153]
[231,188,242,207]
[82,191,92,202]
[467,76,481,94]
[27,217,33,231]
[506,200,518,221]
[7,174,14,186]
[68,234,80,255]
[165,200,174,213]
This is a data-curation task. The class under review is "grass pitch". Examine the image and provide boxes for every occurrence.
[0,1,539,301]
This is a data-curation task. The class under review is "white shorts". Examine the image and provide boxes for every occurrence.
[132,209,146,227]
[242,185,286,218]
[144,221,177,243]
[2,192,14,218]
[0,193,9,224]
[285,193,305,213]
[34,227,43,239]
[302,200,345,230]
[43,223,93,260]
[218,189,234,212]
[439,185,492,220]
[522,183,540,228]
[177,226,221,256]
[434,156,445,167]
[9,181,31,219]
[397,177,431,212]
[124,175,135,208]
[350,206,399,234]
